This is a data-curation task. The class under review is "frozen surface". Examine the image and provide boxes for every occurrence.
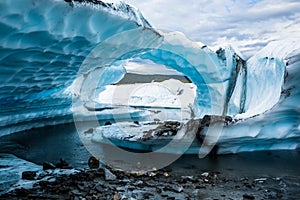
[238,39,300,118]
[216,41,300,153]
[0,0,300,154]
[0,154,41,194]
[97,79,196,109]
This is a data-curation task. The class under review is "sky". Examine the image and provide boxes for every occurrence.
[122,0,300,57]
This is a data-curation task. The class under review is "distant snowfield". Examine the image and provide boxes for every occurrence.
[96,79,196,109]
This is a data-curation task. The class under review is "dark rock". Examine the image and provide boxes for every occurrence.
[243,194,255,200]
[201,115,232,127]
[22,171,36,180]
[216,48,228,63]
[104,121,112,126]
[56,158,72,169]
[88,156,100,169]
[84,128,94,134]
[195,185,206,189]
[166,197,175,200]
[9,188,31,197]
[244,182,253,189]
[43,162,56,170]
[153,121,181,137]
[141,130,153,141]
[156,187,162,193]
[196,115,233,157]
[143,193,153,198]
[225,116,233,123]
[95,168,106,177]
[95,185,104,193]
[164,185,183,193]
[76,183,86,191]
[276,192,283,198]
[133,121,139,125]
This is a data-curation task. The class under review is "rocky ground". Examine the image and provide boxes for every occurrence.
[1,160,298,200]
[1,121,299,200]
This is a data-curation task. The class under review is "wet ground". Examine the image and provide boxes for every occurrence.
[0,123,300,199]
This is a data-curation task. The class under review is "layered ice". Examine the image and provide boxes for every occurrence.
[214,39,300,153]
[0,0,156,136]
[0,0,300,154]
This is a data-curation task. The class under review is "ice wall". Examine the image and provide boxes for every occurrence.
[217,41,300,153]
[0,0,157,135]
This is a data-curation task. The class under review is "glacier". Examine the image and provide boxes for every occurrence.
[0,0,300,155]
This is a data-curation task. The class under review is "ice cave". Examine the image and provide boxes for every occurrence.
[1,0,300,155]
[1,0,300,198]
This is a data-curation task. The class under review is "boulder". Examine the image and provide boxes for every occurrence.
[56,158,72,169]
[22,171,36,180]
[200,115,232,127]
[43,162,56,170]
[88,156,100,169]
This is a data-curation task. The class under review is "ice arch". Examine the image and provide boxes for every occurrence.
[0,0,237,137]
[73,29,226,120]
[71,28,231,170]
